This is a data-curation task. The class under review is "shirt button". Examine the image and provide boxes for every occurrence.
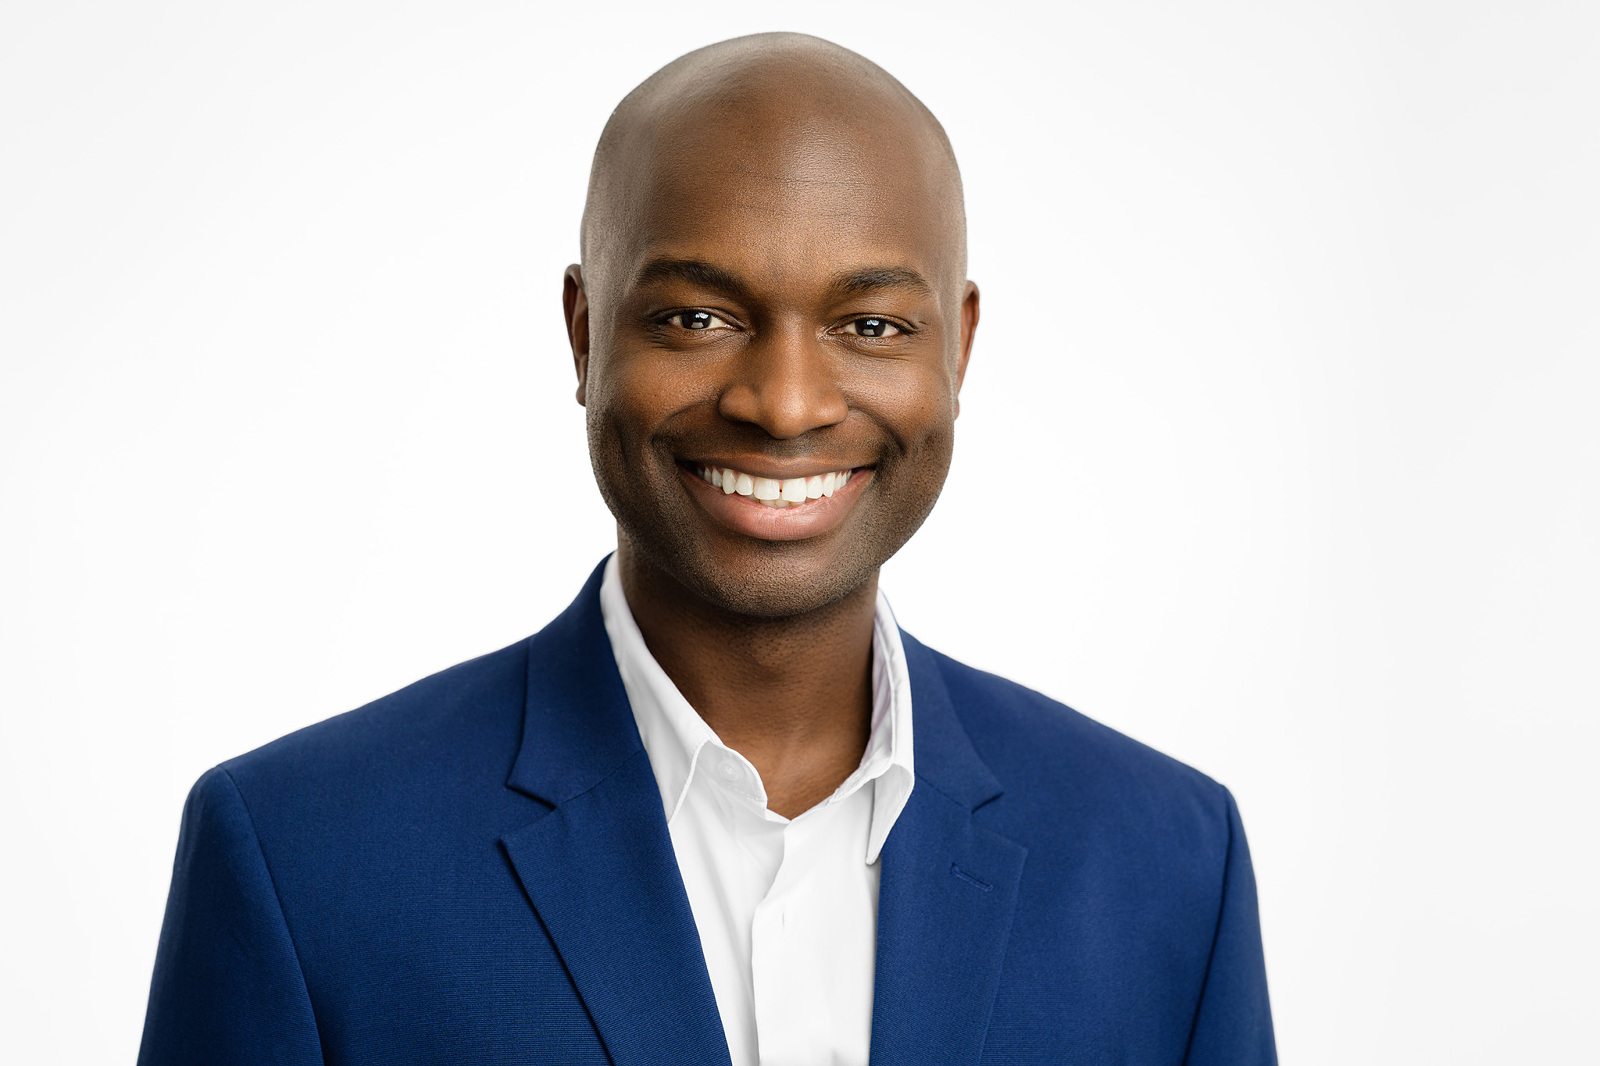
[718,760,740,781]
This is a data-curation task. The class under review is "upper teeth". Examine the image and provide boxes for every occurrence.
[696,464,854,508]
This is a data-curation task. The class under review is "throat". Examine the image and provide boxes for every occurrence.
[616,543,880,816]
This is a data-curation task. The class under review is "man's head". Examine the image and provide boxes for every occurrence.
[565,32,978,618]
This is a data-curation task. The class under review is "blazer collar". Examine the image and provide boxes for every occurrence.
[506,558,1005,816]
[899,629,1004,812]
[505,558,643,808]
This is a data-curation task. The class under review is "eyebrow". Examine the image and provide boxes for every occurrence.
[632,258,935,302]
[830,266,935,299]
[634,258,753,300]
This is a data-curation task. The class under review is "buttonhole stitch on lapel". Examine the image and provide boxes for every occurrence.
[950,863,993,892]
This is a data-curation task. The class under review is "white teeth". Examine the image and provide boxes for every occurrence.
[696,465,856,507]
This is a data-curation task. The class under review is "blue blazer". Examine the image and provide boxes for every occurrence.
[140,562,1275,1064]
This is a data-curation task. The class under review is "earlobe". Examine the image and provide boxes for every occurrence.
[564,265,591,407]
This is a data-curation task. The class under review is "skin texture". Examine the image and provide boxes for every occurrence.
[564,33,979,817]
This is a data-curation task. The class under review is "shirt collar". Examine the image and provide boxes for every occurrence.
[598,554,915,864]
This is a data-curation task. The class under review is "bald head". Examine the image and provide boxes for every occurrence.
[580,33,966,301]
[562,34,980,618]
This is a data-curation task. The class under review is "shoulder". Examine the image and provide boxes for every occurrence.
[212,637,532,822]
[910,636,1236,858]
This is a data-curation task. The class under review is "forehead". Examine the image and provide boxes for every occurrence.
[605,103,962,298]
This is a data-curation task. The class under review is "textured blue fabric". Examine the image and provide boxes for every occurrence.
[140,560,1275,1064]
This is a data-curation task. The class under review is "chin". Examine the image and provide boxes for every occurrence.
[654,538,883,621]
[702,569,867,620]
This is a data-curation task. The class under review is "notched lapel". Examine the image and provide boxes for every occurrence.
[500,561,729,1066]
[502,753,729,1066]
[870,631,1027,1066]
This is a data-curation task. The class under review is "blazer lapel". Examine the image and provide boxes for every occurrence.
[870,633,1028,1066]
[500,561,730,1066]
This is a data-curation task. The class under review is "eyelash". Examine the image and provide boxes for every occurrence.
[660,310,733,332]
[655,310,913,338]
[838,317,905,339]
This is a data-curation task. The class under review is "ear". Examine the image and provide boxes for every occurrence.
[563,264,591,406]
[954,280,980,418]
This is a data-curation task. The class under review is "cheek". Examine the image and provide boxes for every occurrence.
[586,350,690,451]
[856,362,960,459]
[585,372,667,502]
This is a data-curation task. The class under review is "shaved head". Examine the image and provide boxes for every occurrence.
[564,32,978,619]
[580,33,966,307]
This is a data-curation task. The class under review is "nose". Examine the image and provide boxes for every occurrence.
[717,326,849,439]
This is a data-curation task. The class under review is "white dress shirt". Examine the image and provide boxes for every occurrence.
[599,556,915,1066]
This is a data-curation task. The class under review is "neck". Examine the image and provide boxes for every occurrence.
[617,540,878,818]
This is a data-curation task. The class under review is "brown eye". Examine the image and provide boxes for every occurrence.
[670,310,731,331]
[841,317,902,338]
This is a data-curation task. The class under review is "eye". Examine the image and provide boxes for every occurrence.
[838,317,904,339]
[666,310,733,331]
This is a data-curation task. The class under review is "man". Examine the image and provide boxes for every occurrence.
[140,32,1275,1065]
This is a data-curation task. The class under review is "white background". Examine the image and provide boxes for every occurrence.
[2,1,1596,1062]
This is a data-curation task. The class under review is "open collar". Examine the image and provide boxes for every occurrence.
[596,553,915,862]
[501,558,1023,1066]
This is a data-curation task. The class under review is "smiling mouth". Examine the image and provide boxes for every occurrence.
[692,463,857,508]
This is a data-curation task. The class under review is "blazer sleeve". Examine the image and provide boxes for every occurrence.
[1183,788,1278,1066]
[138,766,325,1066]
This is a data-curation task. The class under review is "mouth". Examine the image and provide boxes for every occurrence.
[677,459,873,542]
[690,463,857,508]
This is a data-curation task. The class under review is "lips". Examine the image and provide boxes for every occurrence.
[692,463,856,508]
[678,460,872,541]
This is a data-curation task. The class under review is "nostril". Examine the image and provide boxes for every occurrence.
[717,383,849,440]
